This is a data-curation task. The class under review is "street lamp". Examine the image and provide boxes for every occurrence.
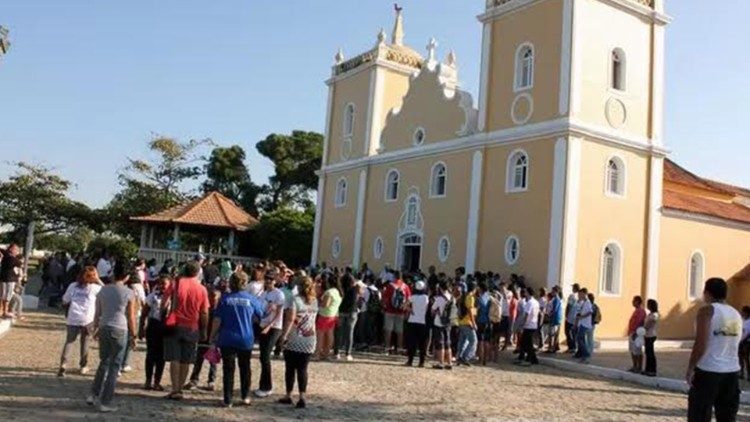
[0,26,10,56]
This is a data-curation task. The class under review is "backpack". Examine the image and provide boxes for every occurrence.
[366,289,382,313]
[440,297,455,326]
[593,304,602,325]
[489,294,502,323]
[391,283,406,310]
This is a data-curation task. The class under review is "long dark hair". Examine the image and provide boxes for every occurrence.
[647,299,659,313]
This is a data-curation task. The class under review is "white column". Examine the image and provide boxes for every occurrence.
[558,0,574,116]
[172,224,180,242]
[650,21,667,147]
[310,176,326,266]
[321,79,335,166]
[352,169,369,268]
[477,23,492,132]
[465,150,484,273]
[569,0,583,116]
[140,224,148,249]
[546,138,568,288]
[228,230,236,254]
[560,137,582,293]
[148,226,155,248]
[364,67,385,155]
[645,156,664,300]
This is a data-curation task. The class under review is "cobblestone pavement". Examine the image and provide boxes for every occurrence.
[1,311,749,421]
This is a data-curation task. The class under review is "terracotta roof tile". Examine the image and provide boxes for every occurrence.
[663,190,750,226]
[663,159,731,195]
[131,192,259,231]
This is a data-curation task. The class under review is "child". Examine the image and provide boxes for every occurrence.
[139,275,170,390]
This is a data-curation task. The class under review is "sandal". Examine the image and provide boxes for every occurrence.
[165,392,184,401]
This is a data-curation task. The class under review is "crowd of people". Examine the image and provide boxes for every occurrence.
[0,243,745,420]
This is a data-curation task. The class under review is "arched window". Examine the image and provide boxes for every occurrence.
[343,103,355,137]
[507,150,529,192]
[385,170,399,202]
[505,235,520,265]
[606,157,625,197]
[430,162,447,198]
[689,252,705,299]
[611,49,626,91]
[406,196,419,226]
[335,177,347,207]
[600,242,622,295]
[331,237,342,259]
[438,236,451,263]
[515,43,535,91]
[373,237,384,260]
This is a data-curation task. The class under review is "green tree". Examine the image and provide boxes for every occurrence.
[86,234,138,261]
[105,179,181,240]
[202,145,262,216]
[251,207,314,267]
[256,131,323,212]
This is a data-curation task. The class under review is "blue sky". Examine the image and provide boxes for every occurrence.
[1,1,748,207]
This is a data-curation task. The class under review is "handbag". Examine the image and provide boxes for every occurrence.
[204,346,222,365]
[161,278,181,334]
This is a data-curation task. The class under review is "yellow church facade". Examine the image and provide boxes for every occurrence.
[312,0,750,339]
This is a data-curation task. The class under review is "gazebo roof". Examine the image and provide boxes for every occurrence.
[131,192,258,231]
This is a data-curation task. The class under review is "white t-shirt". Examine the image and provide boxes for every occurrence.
[63,283,102,327]
[501,291,511,317]
[261,288,286,330]
[523,297,540,330]
[246,281,265,298]
[96,258,112,279]
[566,293,579,324]
[408,294,429,325]
[577,300,593,329]
[145,291,163,320]
[432,293,452,327]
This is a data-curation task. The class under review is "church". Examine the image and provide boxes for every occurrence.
[311,0,750,339]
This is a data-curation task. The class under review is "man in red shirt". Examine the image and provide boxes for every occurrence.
[627,295,647,373]
[381,271,411,355]
[163,261,209,400]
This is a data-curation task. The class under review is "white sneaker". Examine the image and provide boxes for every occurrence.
[98,404,119,413]
[253,389,271,398]
[86,395,97,406]
[80,367,90,375]
[335,353,342,360]
[121,366,133,373]
[346,355,354,362]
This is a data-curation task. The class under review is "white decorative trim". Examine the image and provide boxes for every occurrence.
[384,169,400,202]
[561,136,581,292]
[479,0,672,26]
[650,23,666,147]
[511,93,534,125]
[429,161,448,199]
[310,176,326,265]
[559,0,573,116]
[317,117,669,176]
[513,42,535,93]
[321,86,334,166]
[326,57,417,86]
[413,126,426,146]
[352,169,368,268]
[604,98,627,129]
[363,69,377,155]
[547,138,567,288]
[465,150,484,273]
[479,0,539,23]
[505,148,529,193]
[332,236,342,259]
[366,67,386,155]
[373,236,384,260]
[598,240,623,297]
[504,235,520,266]
[477,23,492,132]
[569,0,582,115]
[645,156,663,300]
[457,90,479,136]
[438,236,451,263]
[340,138,352,161]
[662,209,750,233]
[334,177,348,208]
[604,154,627,199]
[343,102,356,139]
[687,250,705,301]
[608,48,627,93]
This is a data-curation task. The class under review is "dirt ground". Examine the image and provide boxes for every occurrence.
[0,310,748,421]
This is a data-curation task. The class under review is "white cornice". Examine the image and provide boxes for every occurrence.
[478,0,671,26]
[326,59,416,86]
[662,208,750,233]
[317,118,669,175]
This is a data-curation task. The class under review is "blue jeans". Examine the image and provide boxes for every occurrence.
[576,326,591,359]
[91,326,128,405]
[457,325,477,362]
[587,327,595,357]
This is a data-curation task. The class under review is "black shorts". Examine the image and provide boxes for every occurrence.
[164,327,199,364]
[432,326,451,350]
[476,323,492,341]
[499,316,510,334]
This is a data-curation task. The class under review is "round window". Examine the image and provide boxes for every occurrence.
[373,237,384,260]
[505,235,520,265]
[438,236,450,263]
[413,127,426,146]
[332,237,342,258]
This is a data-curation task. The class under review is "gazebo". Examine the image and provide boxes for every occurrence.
[131,191,259,265]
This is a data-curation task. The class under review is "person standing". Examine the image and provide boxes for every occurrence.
[574,288,593,364]
[185,280,219,391]
[643,299,660,377]
[404,280,429,367]
[0,244,23,319]
[314,273,341,360]
[139,275,171,391]
[686,278,743,422]
[279,276,319,409]
[381,271,411,355]
[456,282,478,366]
[96,252,113,284]
[475,281,492,366]
[515,287,540,366]
[430,279,454,370]
[87,262,137,413]
[58,266,103,377]
[255,269,286,398]
[162,261,210,401]
[334,273,360,361]
[565,283,580,354]
[627,296,647,373]
[211,272,266,407]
